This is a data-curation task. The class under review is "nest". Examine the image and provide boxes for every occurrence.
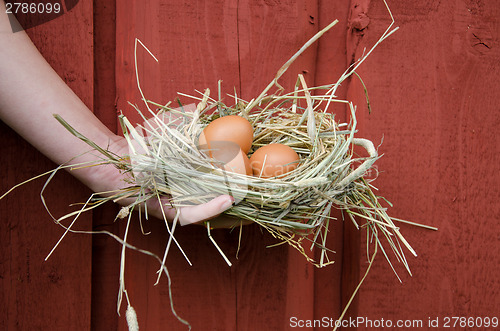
[52,14,418,280]
[110,84,386,267]
[51,12,419,273]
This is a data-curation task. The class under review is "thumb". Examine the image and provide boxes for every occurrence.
[178,195,235,226]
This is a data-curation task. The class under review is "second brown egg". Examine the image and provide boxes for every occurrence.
[249,143,300,178]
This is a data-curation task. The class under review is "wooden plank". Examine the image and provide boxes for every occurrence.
[114,1,240,329]
[339,0,372,323]
[115,0,161,127]
[157,0,241,106]
[237,0,319,99]
[345,0,500,328]
[90,1,121,330]
[235,1,319,330]
[93,0,118,132]
[118,220,239,331]
[313,1,351,324]
[0,2,94,330]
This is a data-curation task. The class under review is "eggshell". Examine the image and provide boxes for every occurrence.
[198,115,253,154]
[223,148,252,176]
[201,140,252,176]
[249,143,300,178]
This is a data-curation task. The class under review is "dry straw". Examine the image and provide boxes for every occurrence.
[55,13,411,272]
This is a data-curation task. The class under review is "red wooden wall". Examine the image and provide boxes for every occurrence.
[346,1,500,329]
[0,1,94,330]
[1,1,499,330]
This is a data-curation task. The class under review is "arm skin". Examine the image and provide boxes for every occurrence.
[0,4,236,226]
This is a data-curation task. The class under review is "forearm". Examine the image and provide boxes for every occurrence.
[0,4,121,192]
[0,4,237,225]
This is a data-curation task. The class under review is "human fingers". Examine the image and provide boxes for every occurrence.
[178,194,235,226]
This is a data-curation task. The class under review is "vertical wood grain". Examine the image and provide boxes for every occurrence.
[90,3,121,330]
[237,0,319,98]
[114,1,240,330]
[0,2,94,330]
[235,1,319,329]
[345,0,500,328]
[313,1,351,324]
[115,0,161,126]
[158,0,241,106]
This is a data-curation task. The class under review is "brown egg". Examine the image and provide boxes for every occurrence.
[250,143,300,178]
[198,115,253,154]
[202,140,252,176]
[223,148,252,176]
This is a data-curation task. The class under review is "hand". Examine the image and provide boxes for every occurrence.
[91,132,244,228]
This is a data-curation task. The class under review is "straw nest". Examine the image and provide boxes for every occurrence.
[51,12,418,272]
[113,85,381,268]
